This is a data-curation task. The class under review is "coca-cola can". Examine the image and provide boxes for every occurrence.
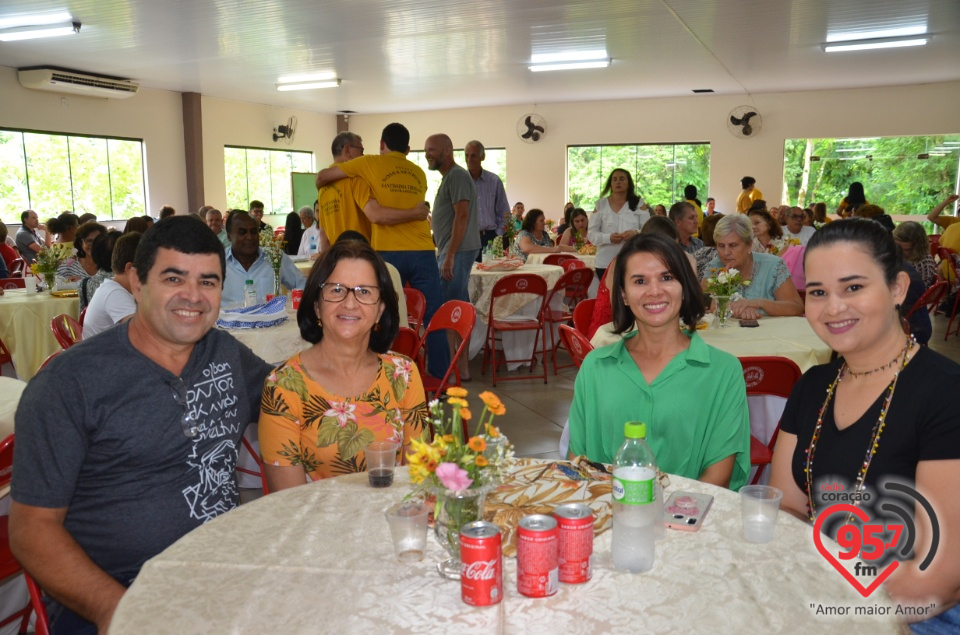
[554,503,594,584]
[291,289,303,310]
[460,521,502,606]
[516,514,558,598]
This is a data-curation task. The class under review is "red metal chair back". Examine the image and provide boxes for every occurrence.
[419,301,477,399]
[562,259,586,272]
[403,287,426,333]
[572,298,596,335]
[936,247,960,339]
[9,259,25,277]
[390,327,423,367]
[558,325,594,370]
[0,278,26,289]
[739,356,803,485]
[0,337,13,372]
[78,306,88,327]
[544,268,595,374]
[51,314,83,349]
[542,254,575,267]
[38,350,61,372]
[24,573,49,635]
[238,435,270,495]
[905,280,947,321]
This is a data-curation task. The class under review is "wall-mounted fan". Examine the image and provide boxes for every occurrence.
[273,116,297,144]
[727,106,761,138]
[516,113,547,143]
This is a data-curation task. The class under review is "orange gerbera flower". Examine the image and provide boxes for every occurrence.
[467,436,486,452]
[460,408,472,421]
[475,455,489,467]
[478,391,503,410]
[446,387,468,398]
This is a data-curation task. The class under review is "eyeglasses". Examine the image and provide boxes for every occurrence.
[349,144,364,154]
[319,283,381,305]
[789,215,805,221]
[167,377,204,439]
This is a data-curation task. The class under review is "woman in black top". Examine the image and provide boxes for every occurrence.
[770,219,960,627]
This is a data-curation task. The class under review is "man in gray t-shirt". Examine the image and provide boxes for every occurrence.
[425,133,480,303]
[15,209,49,265]
[10,216,273,633]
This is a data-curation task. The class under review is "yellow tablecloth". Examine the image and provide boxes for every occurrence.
[0,290,80,381]
[591,316,832,373]
[0,377,25,439]
[109,459,900,634]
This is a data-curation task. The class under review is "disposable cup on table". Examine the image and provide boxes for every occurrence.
[384,501,430,562]
[740,485,783,543]
[24,277,37,293]
[365,441,400,488]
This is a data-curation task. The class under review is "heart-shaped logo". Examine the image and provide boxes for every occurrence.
[812,504,899,597]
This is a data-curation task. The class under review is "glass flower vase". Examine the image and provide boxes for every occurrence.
[712,294,732,328]
[432,484,494,580]
[43,272,56,292]
[273,268,282,298]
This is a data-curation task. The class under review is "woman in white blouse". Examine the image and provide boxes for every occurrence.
[587,168,651,281]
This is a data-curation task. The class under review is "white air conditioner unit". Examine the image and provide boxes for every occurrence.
[18,68,139,99]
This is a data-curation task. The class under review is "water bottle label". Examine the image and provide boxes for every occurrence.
[612,469,654,505]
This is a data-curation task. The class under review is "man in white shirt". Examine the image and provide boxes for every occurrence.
[297,205,321,257]
[783,206,816,246]
[84,232,141,338]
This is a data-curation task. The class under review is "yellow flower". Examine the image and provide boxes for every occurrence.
[448,397,468,408]
[485,424,501,438]
[467,436,486,452]
[475,455,489,467]
[446,387,468,398]
[441,434,454,444]
[460,408,472,421]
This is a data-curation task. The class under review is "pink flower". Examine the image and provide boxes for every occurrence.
[435,463,473,494]
[324,402,357,427]
[391,357,412,383]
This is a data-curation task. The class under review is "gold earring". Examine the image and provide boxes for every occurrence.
[317,317,323,327]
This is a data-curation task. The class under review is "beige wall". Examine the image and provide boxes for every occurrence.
[350,81,960,220]
[0,65,187,217]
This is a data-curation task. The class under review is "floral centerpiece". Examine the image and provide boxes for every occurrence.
[502,213,518,245]
[704,268,750,328]
[489,235,505,258]
[259,229,287,298]
[30,243,72,290]
[407,387,513,579]
[767,236,800,256]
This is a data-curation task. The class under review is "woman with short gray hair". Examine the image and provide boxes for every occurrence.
[700,214,803,319]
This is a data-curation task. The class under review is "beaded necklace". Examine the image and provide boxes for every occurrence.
[804,337,914,522]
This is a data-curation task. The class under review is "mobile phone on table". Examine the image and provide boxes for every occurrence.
[739,319,759,328]
[664,491,714,532]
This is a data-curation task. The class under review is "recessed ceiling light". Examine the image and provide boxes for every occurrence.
[0,11,72,29]
[826,26,927,43]
[0,20,79,42]
[529,60,610,72]
[822,35,930,53]
[530,49,608,64]
[276,79,341,91]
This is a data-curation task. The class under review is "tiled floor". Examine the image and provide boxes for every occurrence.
[241,315,960,502]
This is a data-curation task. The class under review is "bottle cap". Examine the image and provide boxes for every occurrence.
[623,422,646,439]
[245,279,254,284]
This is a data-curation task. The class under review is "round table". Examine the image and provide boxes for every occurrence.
[0,289,80,380]
[109,459,901,634]
[220,319,310,366]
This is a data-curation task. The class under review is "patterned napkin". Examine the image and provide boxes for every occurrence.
[217,296,288,329]
[477,256,524,272]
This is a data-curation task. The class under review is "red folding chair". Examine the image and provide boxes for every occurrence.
[51,314,83,349]
[936,247,960,339]
[541,254,576,268]
[0,435,47,634]
[37,350,61,372]
[237,435,270,495]
[403,287,426,334]
[24,573,49,635]
[905,280,948,323]
[8,259,25,277]
[558,325,594,370]
[739,357,803,485]
[0,337,14,376]
[78,307,88,327]
[572,298,596,335]
[544,268,594,374]
[0,278,26,290]
[562,259,586,272]
[416,301,477,401]
[390,326,423,367]
[481,273,548,387]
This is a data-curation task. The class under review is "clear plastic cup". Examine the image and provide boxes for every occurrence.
[740,485,783,543]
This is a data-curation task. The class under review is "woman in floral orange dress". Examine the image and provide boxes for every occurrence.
[258,240,428,490]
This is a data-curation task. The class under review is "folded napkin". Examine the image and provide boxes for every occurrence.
[217,296,288,329]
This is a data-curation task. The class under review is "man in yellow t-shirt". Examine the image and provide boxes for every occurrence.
[315,132,373,251]
[315,123,448,379]
[735,176,763,213]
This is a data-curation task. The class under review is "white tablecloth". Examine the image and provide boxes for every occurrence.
[0,377,25,440]
[0,289,80,381]
[109,460,900,634]
[467,264,564,369]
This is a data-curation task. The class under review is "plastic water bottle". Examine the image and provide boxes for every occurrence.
[611,421,657,573]
[243,279,257,307]
[308,235,317,257]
